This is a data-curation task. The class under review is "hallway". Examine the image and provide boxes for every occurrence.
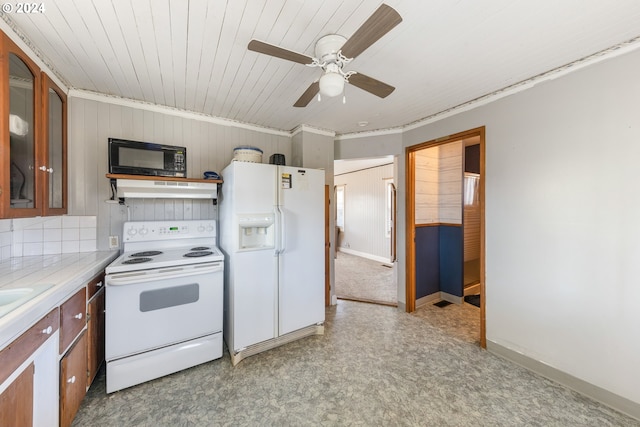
[334,251,396,305]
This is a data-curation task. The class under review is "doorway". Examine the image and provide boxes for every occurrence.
[405,127,486,347]
[333,157,397,306]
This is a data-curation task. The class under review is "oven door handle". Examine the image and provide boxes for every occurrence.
[106,263,223,286]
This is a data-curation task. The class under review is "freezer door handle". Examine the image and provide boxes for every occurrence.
[280,207,286,254]
[274,206,282,255]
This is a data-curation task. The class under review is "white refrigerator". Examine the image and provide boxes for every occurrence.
[219,161,325,364]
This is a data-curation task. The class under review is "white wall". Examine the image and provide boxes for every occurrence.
[399,48,640,406]
[334,163,393,260]
[67,96,291,250]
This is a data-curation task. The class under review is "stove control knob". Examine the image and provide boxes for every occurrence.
[139,227,148,236]
[198,225,205,233]
[206,225,214,232]
[127,228,137,237]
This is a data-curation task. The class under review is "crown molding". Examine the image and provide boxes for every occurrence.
[335,127,403,141]
[290,124,336,138]
[0,16,69,92]
[68,89,291,137]
[402,35,640,133]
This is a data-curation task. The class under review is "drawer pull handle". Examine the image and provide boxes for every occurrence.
[42,326,53,335]
[96,281,103,288]
[67,376,76,384]
[74,313,83,320]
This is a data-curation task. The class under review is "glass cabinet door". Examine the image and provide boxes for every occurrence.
[1,32,66,219]
[43,75,67,215]
[8,52,37,210]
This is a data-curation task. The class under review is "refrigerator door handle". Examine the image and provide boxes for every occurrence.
[274,206,282,255]
[280,207,286,254]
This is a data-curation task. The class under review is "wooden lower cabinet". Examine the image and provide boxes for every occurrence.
[87,287,105,384]
[0,363,34,426]
[59,331,87,427]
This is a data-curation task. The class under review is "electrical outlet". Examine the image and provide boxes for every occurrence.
[109,235,119,249]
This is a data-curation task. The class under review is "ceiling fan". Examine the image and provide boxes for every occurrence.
[248,4,402,107]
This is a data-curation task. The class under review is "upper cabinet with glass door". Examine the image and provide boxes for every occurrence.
[42,74,67,216]
[0,31,67,218]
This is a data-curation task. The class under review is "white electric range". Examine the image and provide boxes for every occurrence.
[105,220,224,393]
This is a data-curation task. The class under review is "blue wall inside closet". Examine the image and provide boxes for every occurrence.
[415,225,463,299]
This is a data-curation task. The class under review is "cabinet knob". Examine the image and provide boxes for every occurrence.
[67,376,76,384]
[47,167,54,173]
[41,326,53,335]
[39,165,47,171]
[74,312,83,320]
[96,281,103,288]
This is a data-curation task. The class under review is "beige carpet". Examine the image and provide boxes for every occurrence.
[334,251,396,306]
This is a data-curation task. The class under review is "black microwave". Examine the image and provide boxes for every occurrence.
[108,138,186,177]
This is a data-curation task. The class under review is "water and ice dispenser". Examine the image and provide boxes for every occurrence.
[237,214,275,250]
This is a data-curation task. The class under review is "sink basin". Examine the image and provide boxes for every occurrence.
[0,284,54,318]
[0,288,33,306]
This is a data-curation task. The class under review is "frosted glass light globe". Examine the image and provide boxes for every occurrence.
[319,72,344,97]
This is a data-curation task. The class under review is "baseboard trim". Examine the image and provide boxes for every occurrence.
[487,340,640,421]
[440,292,462,305]
[415,293,440,309]
[337,248,392,265]
[415,292,463,309]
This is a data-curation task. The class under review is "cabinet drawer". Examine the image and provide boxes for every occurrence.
[59,288,86,354]
[86,273,105,300]
[0,308,59,384]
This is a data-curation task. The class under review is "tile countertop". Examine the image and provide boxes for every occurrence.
[0,251,119,350]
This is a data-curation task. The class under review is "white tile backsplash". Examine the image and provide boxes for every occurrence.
[0,219,10,233]
[24,229,44,243]
[43,217,62,229]
[23,242,43,256]
[62,241,80,253]
[62,228,80,241]
[44,241,62,255]
[44,228,62,241]
[1,215,97,259]
[62,216,80,228]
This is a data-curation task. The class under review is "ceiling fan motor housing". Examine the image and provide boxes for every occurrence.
[315,34,348,63]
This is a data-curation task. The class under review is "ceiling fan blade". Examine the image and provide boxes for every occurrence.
[294,81,320,107]
[348,73,395,98]
[248,40,314,65]
[340,4,402,59]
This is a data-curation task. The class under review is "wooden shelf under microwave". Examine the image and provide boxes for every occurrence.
[106,174,222,184]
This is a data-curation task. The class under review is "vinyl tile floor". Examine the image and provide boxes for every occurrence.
[73,301,639,426]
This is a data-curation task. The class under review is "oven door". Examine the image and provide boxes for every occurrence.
[105,261,223,360]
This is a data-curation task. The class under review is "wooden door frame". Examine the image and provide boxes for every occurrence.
[405,126,486,348]
[325,185,330,306]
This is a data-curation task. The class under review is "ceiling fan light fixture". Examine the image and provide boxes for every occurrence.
[319,71,344,97]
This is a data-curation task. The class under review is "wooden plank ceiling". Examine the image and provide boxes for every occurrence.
[3,0,640,135]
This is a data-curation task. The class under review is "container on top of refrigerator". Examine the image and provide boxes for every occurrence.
[232,146,263,163]
[269,153,285,165]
